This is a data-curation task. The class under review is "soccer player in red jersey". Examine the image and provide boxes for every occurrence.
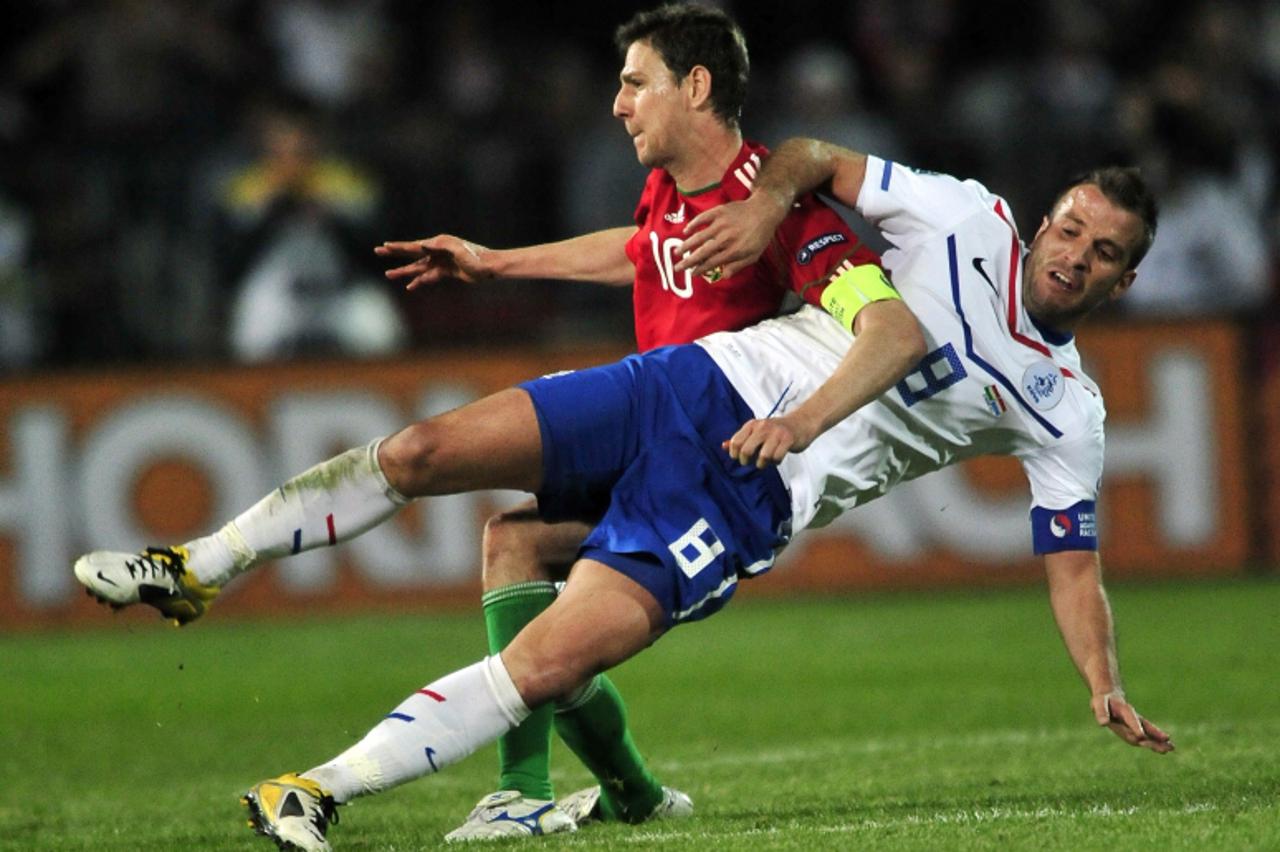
[376,6,881,838]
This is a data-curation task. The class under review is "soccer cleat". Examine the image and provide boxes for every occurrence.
[558,785,693,826]
[444,790,577,842]
[74,545,219,625]
[242,772,339,852]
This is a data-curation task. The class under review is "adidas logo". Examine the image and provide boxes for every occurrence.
[663,203,686,224]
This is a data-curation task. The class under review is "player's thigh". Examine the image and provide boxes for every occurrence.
[379,387,543,497]
[500,558,666,707]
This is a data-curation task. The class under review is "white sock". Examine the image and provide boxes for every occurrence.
[184,439,408,586]
[303,655,530,803]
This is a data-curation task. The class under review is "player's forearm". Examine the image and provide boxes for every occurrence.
[790,301,925,440]
[754,139,869,215]
[488,227,635,286]
[1045,551,1123,696]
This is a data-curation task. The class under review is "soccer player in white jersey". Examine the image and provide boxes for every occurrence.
[73,142,1172,850]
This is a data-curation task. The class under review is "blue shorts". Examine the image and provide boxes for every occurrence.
[519,345,792,624]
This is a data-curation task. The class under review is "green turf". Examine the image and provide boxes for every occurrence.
[2,578,1277,850]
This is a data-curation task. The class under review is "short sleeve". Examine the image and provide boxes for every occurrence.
[1018,425,1105,553]
[856,156,993,251]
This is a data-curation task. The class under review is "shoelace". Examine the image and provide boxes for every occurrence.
[315,794,339,829]
[124,548,181,583]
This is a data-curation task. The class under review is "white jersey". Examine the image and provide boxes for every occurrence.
[697,156,1104,550]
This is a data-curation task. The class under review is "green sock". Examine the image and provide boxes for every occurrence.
[482,581,557,800]
[555,675,664,822]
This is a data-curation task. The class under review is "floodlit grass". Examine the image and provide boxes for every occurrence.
[2,577,1277,850]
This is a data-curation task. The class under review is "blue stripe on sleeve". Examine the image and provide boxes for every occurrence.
[880,159,893,191]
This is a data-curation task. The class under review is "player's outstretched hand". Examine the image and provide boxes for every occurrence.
[1092,691,1174,753]
[676,193,787,280]
[723,414,815,469]
[375,234,495,290]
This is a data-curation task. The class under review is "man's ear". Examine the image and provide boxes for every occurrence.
[1109,269,1137,302]
[1033,215,1050,242]
[685,64,713,110]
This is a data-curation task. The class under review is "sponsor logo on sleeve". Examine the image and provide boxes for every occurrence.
[797,232,848,265]
[1078,511,1097,538]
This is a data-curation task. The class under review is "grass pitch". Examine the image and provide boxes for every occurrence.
[2,578,1277,850]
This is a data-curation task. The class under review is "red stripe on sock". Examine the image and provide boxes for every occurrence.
[417,688,446,702]
[326,514,336,545]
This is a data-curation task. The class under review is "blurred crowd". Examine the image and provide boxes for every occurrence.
[1,0,1277,373]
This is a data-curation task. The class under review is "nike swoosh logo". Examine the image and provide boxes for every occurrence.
[96,571,119,587]
[971,257,998,293]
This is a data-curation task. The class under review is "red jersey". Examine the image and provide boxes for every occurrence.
[625,140,882,352]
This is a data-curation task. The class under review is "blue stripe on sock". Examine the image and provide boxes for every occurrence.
[291,529,302,554]
[386,712,415,722]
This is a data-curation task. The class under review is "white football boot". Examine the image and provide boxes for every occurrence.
[558,784,693,826]
[74,545,220,625]
[242,773,339,852]
[444,790,577,842]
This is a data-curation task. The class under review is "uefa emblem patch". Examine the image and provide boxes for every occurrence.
[1020,360,1064,411]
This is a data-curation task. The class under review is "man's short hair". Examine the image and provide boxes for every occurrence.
[1053,167,1159,269]
[615,3,749,127]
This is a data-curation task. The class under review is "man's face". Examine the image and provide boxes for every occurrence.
[613,40,687,169]
[1023,184,1145,330]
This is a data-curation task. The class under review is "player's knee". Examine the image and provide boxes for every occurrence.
[503,648,593,709]
[482,513,551,591]
[377,421,446,497]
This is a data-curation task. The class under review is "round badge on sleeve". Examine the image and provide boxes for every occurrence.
[1021,359,1065,411]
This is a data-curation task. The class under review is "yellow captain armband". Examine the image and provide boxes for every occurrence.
[818,263,900,332]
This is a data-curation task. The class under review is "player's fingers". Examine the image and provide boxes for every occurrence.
[1106,721,1141,746]
[699,245,739,279]
[754,431,777,467]
[738,432,765,466]
[760,428,795,467]
[675,235,717,273]
[1134,716,1174,753]
[723,428,746,464]
[384,259,433,279]
[728,422,765,465]
[683,207,721,235]
[1138,717,1172,744]
[1116,700,1148,742]
[378,240,429,256]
